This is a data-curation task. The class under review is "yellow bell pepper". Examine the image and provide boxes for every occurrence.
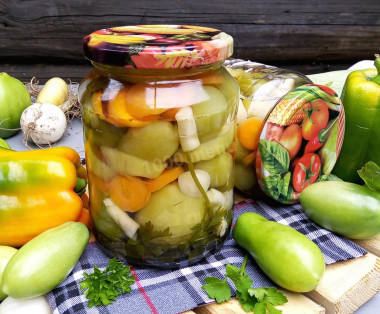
[0,147,86,247]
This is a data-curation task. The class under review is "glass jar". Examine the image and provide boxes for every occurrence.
[224,60,311,196]
[79,25,239,268]
[224,60,344,204]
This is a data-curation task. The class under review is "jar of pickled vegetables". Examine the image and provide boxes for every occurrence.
[225,60,344,204]
[79,25,239,268]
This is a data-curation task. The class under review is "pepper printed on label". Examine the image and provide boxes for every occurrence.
[256,84,345,204]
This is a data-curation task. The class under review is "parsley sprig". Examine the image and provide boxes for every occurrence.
[79,258,136,307]
[202,256,288,313]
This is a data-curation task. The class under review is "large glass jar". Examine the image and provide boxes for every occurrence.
[79,25,239,268]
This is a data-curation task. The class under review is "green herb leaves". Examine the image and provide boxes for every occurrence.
[79,258,135,307]
[202,277,231,303]
[358,161,380,192]
[202,256,288,313]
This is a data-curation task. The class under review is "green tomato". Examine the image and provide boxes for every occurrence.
[135,182,206,238]
[2,222,89,299]
[0,246,18,301]
[234,162,258,194]
[0,73,31,139]
[300,181,380,239]
[232,212,325,292]
[195,151,233,189]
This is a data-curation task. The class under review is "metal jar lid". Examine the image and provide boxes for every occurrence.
[83,25,233,69]
[256,84,345,204]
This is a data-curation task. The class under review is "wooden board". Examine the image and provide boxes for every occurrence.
[189,254,380,313]
[354,235,380,258]
[306,253,380,314]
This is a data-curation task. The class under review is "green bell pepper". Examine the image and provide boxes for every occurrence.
[332,55,380,182]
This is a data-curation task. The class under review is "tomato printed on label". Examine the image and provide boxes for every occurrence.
[301,100,329,141]
[292,153,321,193]
[279,124,303,161]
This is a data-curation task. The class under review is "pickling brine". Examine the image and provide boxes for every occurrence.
[79,25,239,267]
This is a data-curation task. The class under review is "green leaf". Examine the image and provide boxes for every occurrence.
[266,303,283,314]
[261,173,293,203]
[262,287,288,306]
[259,140,290,175]
[248,287,267,302]
[226,264,253,293]
[139,221,172,243]
[202,277,231,303]
[254,302,266,314]
[79,258,135,307]
[358,161,380,192]
[236,290,258,312]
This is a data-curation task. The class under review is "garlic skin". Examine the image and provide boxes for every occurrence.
[20,103,67,145]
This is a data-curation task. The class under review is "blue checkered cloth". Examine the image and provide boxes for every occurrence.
[46,199,367,314]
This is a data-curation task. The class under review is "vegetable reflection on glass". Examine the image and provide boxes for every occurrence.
[332,54,380,183]
[0,147,88,247]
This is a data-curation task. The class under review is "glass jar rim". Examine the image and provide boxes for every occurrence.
[83,25,233,69]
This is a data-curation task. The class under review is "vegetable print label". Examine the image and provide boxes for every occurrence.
[256,84,345,204]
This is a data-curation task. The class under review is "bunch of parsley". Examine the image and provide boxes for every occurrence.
[202,256,288,313]
[79,258,135,307]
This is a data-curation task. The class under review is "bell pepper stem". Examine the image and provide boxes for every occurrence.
[371,54,380,85]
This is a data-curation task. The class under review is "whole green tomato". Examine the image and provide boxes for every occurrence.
[300,181,380,239]
[0,245,18,301]
[232,212,325,292]
[0,73,31,138]
[2,222,89,299]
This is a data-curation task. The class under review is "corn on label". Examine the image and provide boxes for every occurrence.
[83,25,233,69]
[256,84,345,204]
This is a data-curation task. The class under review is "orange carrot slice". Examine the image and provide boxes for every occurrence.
[92,91,106,119]
[109,175,151,212]
[242,151,257,167]
[107,87,157,127]
[237,117,263,150]
[160,107,181,121]
[124,84,169,118]
[145,166,184,192]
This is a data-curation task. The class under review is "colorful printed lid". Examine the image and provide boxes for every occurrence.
[256,84,345,204]
[83,25,233,69]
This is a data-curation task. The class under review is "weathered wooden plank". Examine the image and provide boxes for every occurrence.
[354,235,380,258]
[0,0,379,64]
[306,253,380,314]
